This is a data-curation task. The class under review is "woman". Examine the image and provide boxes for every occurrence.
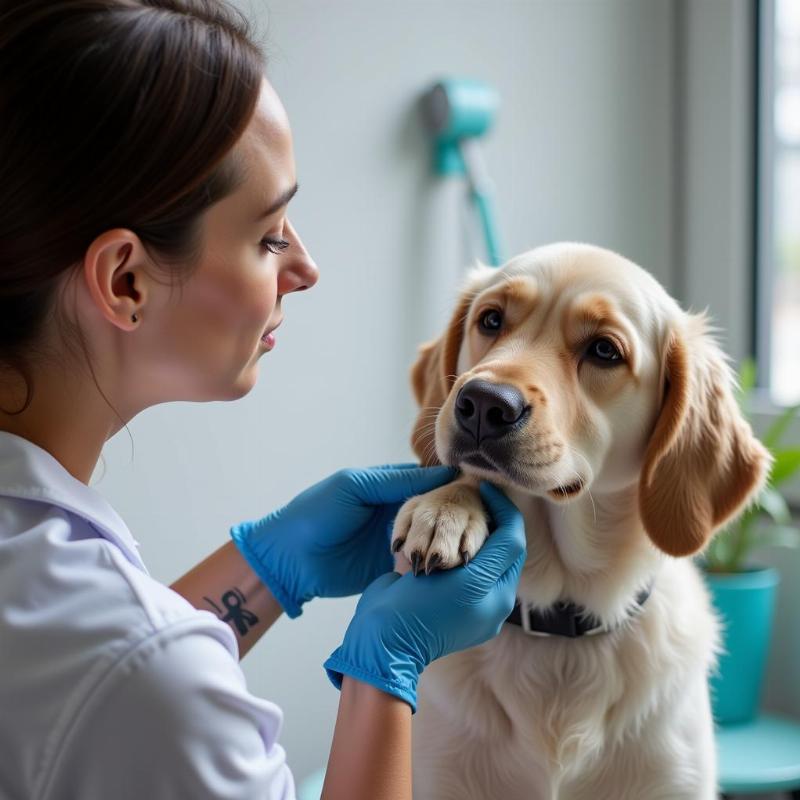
[0,2,527,798]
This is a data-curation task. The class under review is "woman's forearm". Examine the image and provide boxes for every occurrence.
[170,540,284,658]
[322,677,413,800]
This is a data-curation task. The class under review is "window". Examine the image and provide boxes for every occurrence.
[757,0,800,406]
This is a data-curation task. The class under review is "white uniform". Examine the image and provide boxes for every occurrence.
[0,431,296,800]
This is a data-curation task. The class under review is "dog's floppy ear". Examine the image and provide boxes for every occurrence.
[639,314,771,557]
[410,289,476,466]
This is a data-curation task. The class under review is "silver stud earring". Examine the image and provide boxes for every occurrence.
[131,313,138,323]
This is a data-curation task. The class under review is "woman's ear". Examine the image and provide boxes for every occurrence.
[409,289,476,465]
[638,313,772,557]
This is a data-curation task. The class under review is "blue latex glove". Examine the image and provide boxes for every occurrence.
[230,463,457,618]
[323,482,526,713]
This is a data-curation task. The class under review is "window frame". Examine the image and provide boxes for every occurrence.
[755,0,776,394]
[754,0,800,506]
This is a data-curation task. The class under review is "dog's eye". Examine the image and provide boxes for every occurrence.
[478,309,503,334]
[586,337,623,365]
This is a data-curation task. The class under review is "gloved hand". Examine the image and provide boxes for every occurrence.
[230,463,457,618]
[323,481,526,713]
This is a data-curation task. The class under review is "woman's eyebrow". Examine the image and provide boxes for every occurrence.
[256,182,299,220]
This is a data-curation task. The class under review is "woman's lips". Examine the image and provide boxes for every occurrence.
[260,318,282,350]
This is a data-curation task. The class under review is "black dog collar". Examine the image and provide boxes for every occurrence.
[505,585,653,638]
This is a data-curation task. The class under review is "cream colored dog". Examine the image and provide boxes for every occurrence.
[391,243,770,800]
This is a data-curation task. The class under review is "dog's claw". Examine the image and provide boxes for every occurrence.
[425,553,441,575]
[391,537,405,554]
[411,552,422,576]
[461,550,470,566]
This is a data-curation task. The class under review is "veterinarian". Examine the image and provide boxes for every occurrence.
[0,2,527,799]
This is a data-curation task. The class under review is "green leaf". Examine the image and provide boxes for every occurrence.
[736,358,757,408]
[757,485,791,524]
[703,531,736,572]
[763,402,800,449]
[705,531,732,570]
[752,524,800,551]
[710,514,759,572]
[769,448,800,486]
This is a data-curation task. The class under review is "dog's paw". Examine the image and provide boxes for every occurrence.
[390,482,489,576]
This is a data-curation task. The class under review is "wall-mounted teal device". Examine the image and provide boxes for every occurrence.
[420,78,504,267]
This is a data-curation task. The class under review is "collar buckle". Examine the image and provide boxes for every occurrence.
[518,600,553,637]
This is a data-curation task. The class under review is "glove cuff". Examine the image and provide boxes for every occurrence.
[323,652,418,714]
[230,522,304,619]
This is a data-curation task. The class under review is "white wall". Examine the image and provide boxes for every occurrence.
[93,0,679,784]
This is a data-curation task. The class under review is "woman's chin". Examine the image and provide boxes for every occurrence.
[227,363,260,400]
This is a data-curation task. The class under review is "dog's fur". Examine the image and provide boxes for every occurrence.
[391,243,770,800]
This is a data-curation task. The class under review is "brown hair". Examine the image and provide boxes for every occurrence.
[0,0,266,415]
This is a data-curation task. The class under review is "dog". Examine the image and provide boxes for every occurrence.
[390,243,770,800]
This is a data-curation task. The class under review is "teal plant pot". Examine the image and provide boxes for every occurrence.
[703,567,779,725]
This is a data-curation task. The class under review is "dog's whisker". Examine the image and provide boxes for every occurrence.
[420,438,439,466]
[419,431,437,447]
[586,490,597,524]
[417,437,430,462]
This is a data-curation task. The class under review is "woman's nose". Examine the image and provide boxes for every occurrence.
[277,218,319,295]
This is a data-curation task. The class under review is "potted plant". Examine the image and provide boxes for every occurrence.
[702,359,800,725]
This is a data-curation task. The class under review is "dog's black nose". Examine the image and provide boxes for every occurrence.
[454,380,529,443]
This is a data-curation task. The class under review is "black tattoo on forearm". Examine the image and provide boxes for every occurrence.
[203,587,259,636]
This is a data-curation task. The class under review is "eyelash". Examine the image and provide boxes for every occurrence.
[259,237,290,256]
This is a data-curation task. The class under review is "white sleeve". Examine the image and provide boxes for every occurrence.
[45,623,297,800]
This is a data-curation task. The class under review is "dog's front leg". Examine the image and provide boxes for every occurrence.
[390,474,489,576]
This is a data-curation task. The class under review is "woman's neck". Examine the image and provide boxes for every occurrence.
[0,364,123,485]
